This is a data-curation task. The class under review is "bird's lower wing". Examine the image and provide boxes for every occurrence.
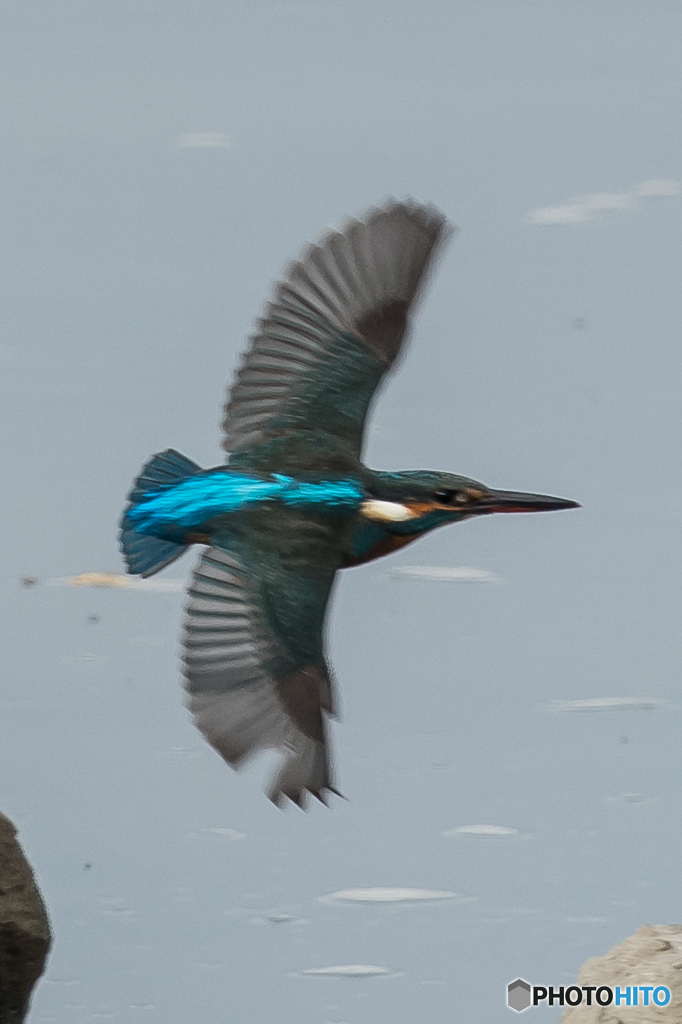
[182,514,343,807]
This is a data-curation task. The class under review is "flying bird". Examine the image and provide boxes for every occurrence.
[120,200,578,807]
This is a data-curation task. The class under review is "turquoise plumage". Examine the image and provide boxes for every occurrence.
[120,200,578,807]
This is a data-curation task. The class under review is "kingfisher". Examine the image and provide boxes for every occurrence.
[120,200,578,808]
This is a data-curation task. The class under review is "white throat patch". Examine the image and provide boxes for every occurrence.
[359,500,416,523]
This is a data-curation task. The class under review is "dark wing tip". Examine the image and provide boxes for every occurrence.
[221,199,455,457]
[269,784,345,811]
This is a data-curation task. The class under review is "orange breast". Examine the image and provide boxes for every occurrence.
[343,532,417,568]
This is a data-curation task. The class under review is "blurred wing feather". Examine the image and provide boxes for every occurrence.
[222,200,452,470]
[182,515,343,806]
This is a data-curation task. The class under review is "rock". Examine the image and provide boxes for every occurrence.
[559,924,682,1022]
[0,813,52,1024]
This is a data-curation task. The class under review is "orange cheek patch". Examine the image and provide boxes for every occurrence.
[404,501,441,517]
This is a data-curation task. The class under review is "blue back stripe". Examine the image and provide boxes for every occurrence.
[127,472,363,534]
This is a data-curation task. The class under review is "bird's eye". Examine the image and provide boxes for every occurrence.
[434,489,467,505]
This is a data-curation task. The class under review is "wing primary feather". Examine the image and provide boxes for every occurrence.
[183,541,341,807]
[222,199,452,464]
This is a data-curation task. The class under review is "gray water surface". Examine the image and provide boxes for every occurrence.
[2,3,682,1021]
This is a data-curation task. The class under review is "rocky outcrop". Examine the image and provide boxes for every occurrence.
[560,925,682,1022]
[0,813,51,1023]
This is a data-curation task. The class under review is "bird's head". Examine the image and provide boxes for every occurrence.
[361,470,579,534]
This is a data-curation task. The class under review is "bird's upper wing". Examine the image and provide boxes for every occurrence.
[182,509,346,807]
[222,200,452,473]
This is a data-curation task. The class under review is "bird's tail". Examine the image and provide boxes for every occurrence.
[120,449,201,578]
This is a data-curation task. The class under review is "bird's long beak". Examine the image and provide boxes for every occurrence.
[474,489,580,515]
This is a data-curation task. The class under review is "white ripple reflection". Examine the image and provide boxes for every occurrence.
[444,824,519,837]
[301,964,393,978]
[318,887,457,904]
[550,697,666,712]
[393,565,501,583]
